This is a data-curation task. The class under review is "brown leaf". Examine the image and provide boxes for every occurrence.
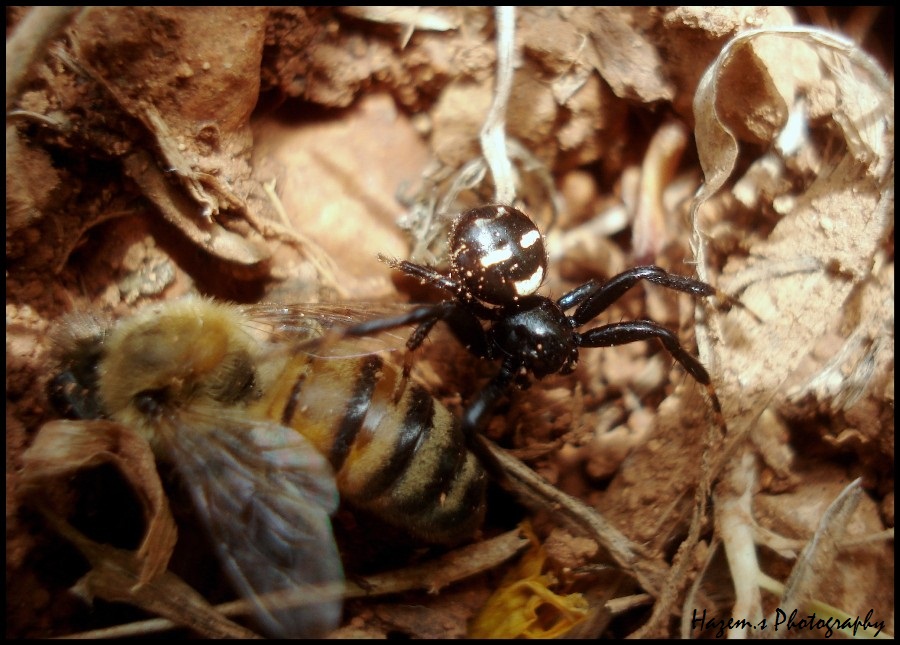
[22,419,177,585]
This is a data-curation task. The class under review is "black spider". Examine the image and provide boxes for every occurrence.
[346,204,724,443]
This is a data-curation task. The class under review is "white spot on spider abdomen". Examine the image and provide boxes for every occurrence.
[513,266,544,296]
[519,229,540,249]
[479,246,514,267]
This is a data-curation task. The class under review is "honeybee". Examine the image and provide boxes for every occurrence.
[42,297,488,637]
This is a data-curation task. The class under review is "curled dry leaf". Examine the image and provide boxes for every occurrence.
[691,26,893,447]
[122,151,271,267]
[45,517,260,639]
[20,420,259,636]
[21,419,177,586]
[8,7,276,271]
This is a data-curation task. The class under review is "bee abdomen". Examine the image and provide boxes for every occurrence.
[353,385,486,544]
[277,351,486,543]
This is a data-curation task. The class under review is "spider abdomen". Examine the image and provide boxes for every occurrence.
[449,205,548,304]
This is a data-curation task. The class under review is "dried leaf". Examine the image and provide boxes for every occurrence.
[52,517,259,639]
[568,7,675,103]
[122,151,271,267]
[781,479,863,608]
[692,26,892,215]
[21,419,178,584]
[690,26,893,440]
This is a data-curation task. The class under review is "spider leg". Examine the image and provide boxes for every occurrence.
[344,301,491,357]
[382,256,467,297]
[343,301,492,401]
[459,358,519,480]
[556,280,600,311]
[343,303,454,344]
[578,320,710,384]
[565,265,716,327]
[382,256,500,320]
[579,320,727,434]
[340,303,449,401]
[461,359,517,435]
[396,304,493,402]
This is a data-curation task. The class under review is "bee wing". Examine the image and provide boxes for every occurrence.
[161,410,343,638]
[241,301,429,357]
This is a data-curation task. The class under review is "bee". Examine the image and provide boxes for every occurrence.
[42,297,488,637]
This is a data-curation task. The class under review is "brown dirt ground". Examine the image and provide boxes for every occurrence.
[7,6,893,639]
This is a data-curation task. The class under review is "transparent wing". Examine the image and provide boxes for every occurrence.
[240,301,430,357]
[160,409,343,638]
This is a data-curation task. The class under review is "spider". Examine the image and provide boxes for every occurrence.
[346,204,726,443]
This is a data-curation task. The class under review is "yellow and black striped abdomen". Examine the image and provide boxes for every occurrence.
[255,346,487,544]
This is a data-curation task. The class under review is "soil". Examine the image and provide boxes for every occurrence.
[7,6,893,639]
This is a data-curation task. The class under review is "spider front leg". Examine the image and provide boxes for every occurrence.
[343,302,457,402]
[343,302,453,349]
[373,256,499,354]
[380,256,499,320]
[343,300,491,402]
[560,265,718,326]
